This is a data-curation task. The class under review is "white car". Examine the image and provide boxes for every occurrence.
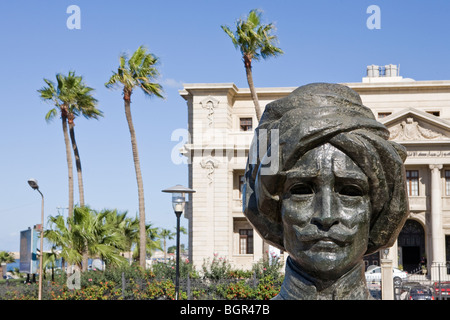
[365,266,408,285]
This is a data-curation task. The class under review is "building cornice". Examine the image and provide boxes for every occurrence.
[344,80,450,93]
[179,83,297,102]
[180,80,450,96]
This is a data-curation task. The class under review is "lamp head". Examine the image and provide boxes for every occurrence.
[162,184,196,214]
[28,179,39,190]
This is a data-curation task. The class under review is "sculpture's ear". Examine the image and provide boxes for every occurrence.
[243,161,285,251]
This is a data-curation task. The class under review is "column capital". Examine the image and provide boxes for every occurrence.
[429,164,443,171]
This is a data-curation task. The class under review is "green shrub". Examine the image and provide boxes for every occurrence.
[202,254,232,280]
[254,275,281,300]
[252,251,284,281]
[219,280,255,300]
[151,259,199,280]
[0,255,284,300]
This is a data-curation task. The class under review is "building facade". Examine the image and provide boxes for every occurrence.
[179,65,450,281]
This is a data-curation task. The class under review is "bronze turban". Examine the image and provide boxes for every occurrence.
[243,83,409,255]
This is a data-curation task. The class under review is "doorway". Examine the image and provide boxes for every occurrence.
[398,220,425,273]
[402,246,421,272]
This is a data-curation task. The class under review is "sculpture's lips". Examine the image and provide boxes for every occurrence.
[293,225,356,247]
[310,238,343,250]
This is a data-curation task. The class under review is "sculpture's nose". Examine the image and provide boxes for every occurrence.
[312,186,339,231]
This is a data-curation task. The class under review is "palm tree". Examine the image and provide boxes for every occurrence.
[160,229,175,263]
[221,9,284,121]
[45,207,128,272]
[44,214,82,271]
[42,246,58,281]
[72,207,128,271]
[38,71,102,215]
[104,210,136,264]
[67,83,102,207]
[105,45,164,268]
[145,223,162,259]
[0,251,15,279]
[0,251,15,264]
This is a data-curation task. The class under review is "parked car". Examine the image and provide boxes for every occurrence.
[408,287,434,300]
[433,281,450,298]
[365,266,408,285]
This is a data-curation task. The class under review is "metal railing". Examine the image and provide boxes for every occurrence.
[367,262,450,300]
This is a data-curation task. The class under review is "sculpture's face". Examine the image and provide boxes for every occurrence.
[281,143,371,280]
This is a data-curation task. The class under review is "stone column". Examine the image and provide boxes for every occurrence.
[429,164,445,281]
[253,232,264,263]
[381,258,394,300]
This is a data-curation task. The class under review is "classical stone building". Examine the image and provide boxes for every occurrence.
[179,65,450,281]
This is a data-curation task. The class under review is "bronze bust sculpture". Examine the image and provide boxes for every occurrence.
[243,83,409,299]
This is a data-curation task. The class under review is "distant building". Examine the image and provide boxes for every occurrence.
[179,65,450,281]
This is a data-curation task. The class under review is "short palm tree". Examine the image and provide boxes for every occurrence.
[38,71,102,215]
[42,246,58,281]
[0,251,15,279]
[160,229,175,263]
[146,224,162,259]
[0,251,15,264]
[82,208,128,270]
[104,210,138,265]
[105,45,164,269]
[221,9,284,121]
[44,214,82,270]
[45,207,128,272]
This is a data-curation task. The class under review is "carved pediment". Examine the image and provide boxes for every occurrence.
[388,117,448,141]
[380,108,450,142]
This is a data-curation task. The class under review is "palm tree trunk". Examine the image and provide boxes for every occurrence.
[62,115,74,218]
[82,246,89,272]
[164,238,167,263]
[123,92,147,269]
[244,56,262,121]
[69,121,85,207]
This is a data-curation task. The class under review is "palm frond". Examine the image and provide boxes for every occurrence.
[105,45,164,99]
[39,71,101,124]
[222,8,283,62]
[44,108,58,122]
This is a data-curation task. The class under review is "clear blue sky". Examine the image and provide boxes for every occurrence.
[0,0,449,252]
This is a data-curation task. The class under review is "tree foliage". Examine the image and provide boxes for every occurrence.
[221,9,283,120]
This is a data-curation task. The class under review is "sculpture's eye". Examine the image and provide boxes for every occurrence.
[339,185,364,197]
[290,183,314,195]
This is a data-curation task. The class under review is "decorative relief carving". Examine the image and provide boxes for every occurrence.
[200,96,220,127]
[200,157,220,184]
[407,150,450,158]
[389,117,447,141]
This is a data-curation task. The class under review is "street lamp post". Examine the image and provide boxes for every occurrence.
[27,178,44,301]
[162,184,195,300]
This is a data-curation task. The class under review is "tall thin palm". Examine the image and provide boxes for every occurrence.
[105,45,164,269]
[38,71,102,215]
[67,83,102,207]
[221,9,283,121]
